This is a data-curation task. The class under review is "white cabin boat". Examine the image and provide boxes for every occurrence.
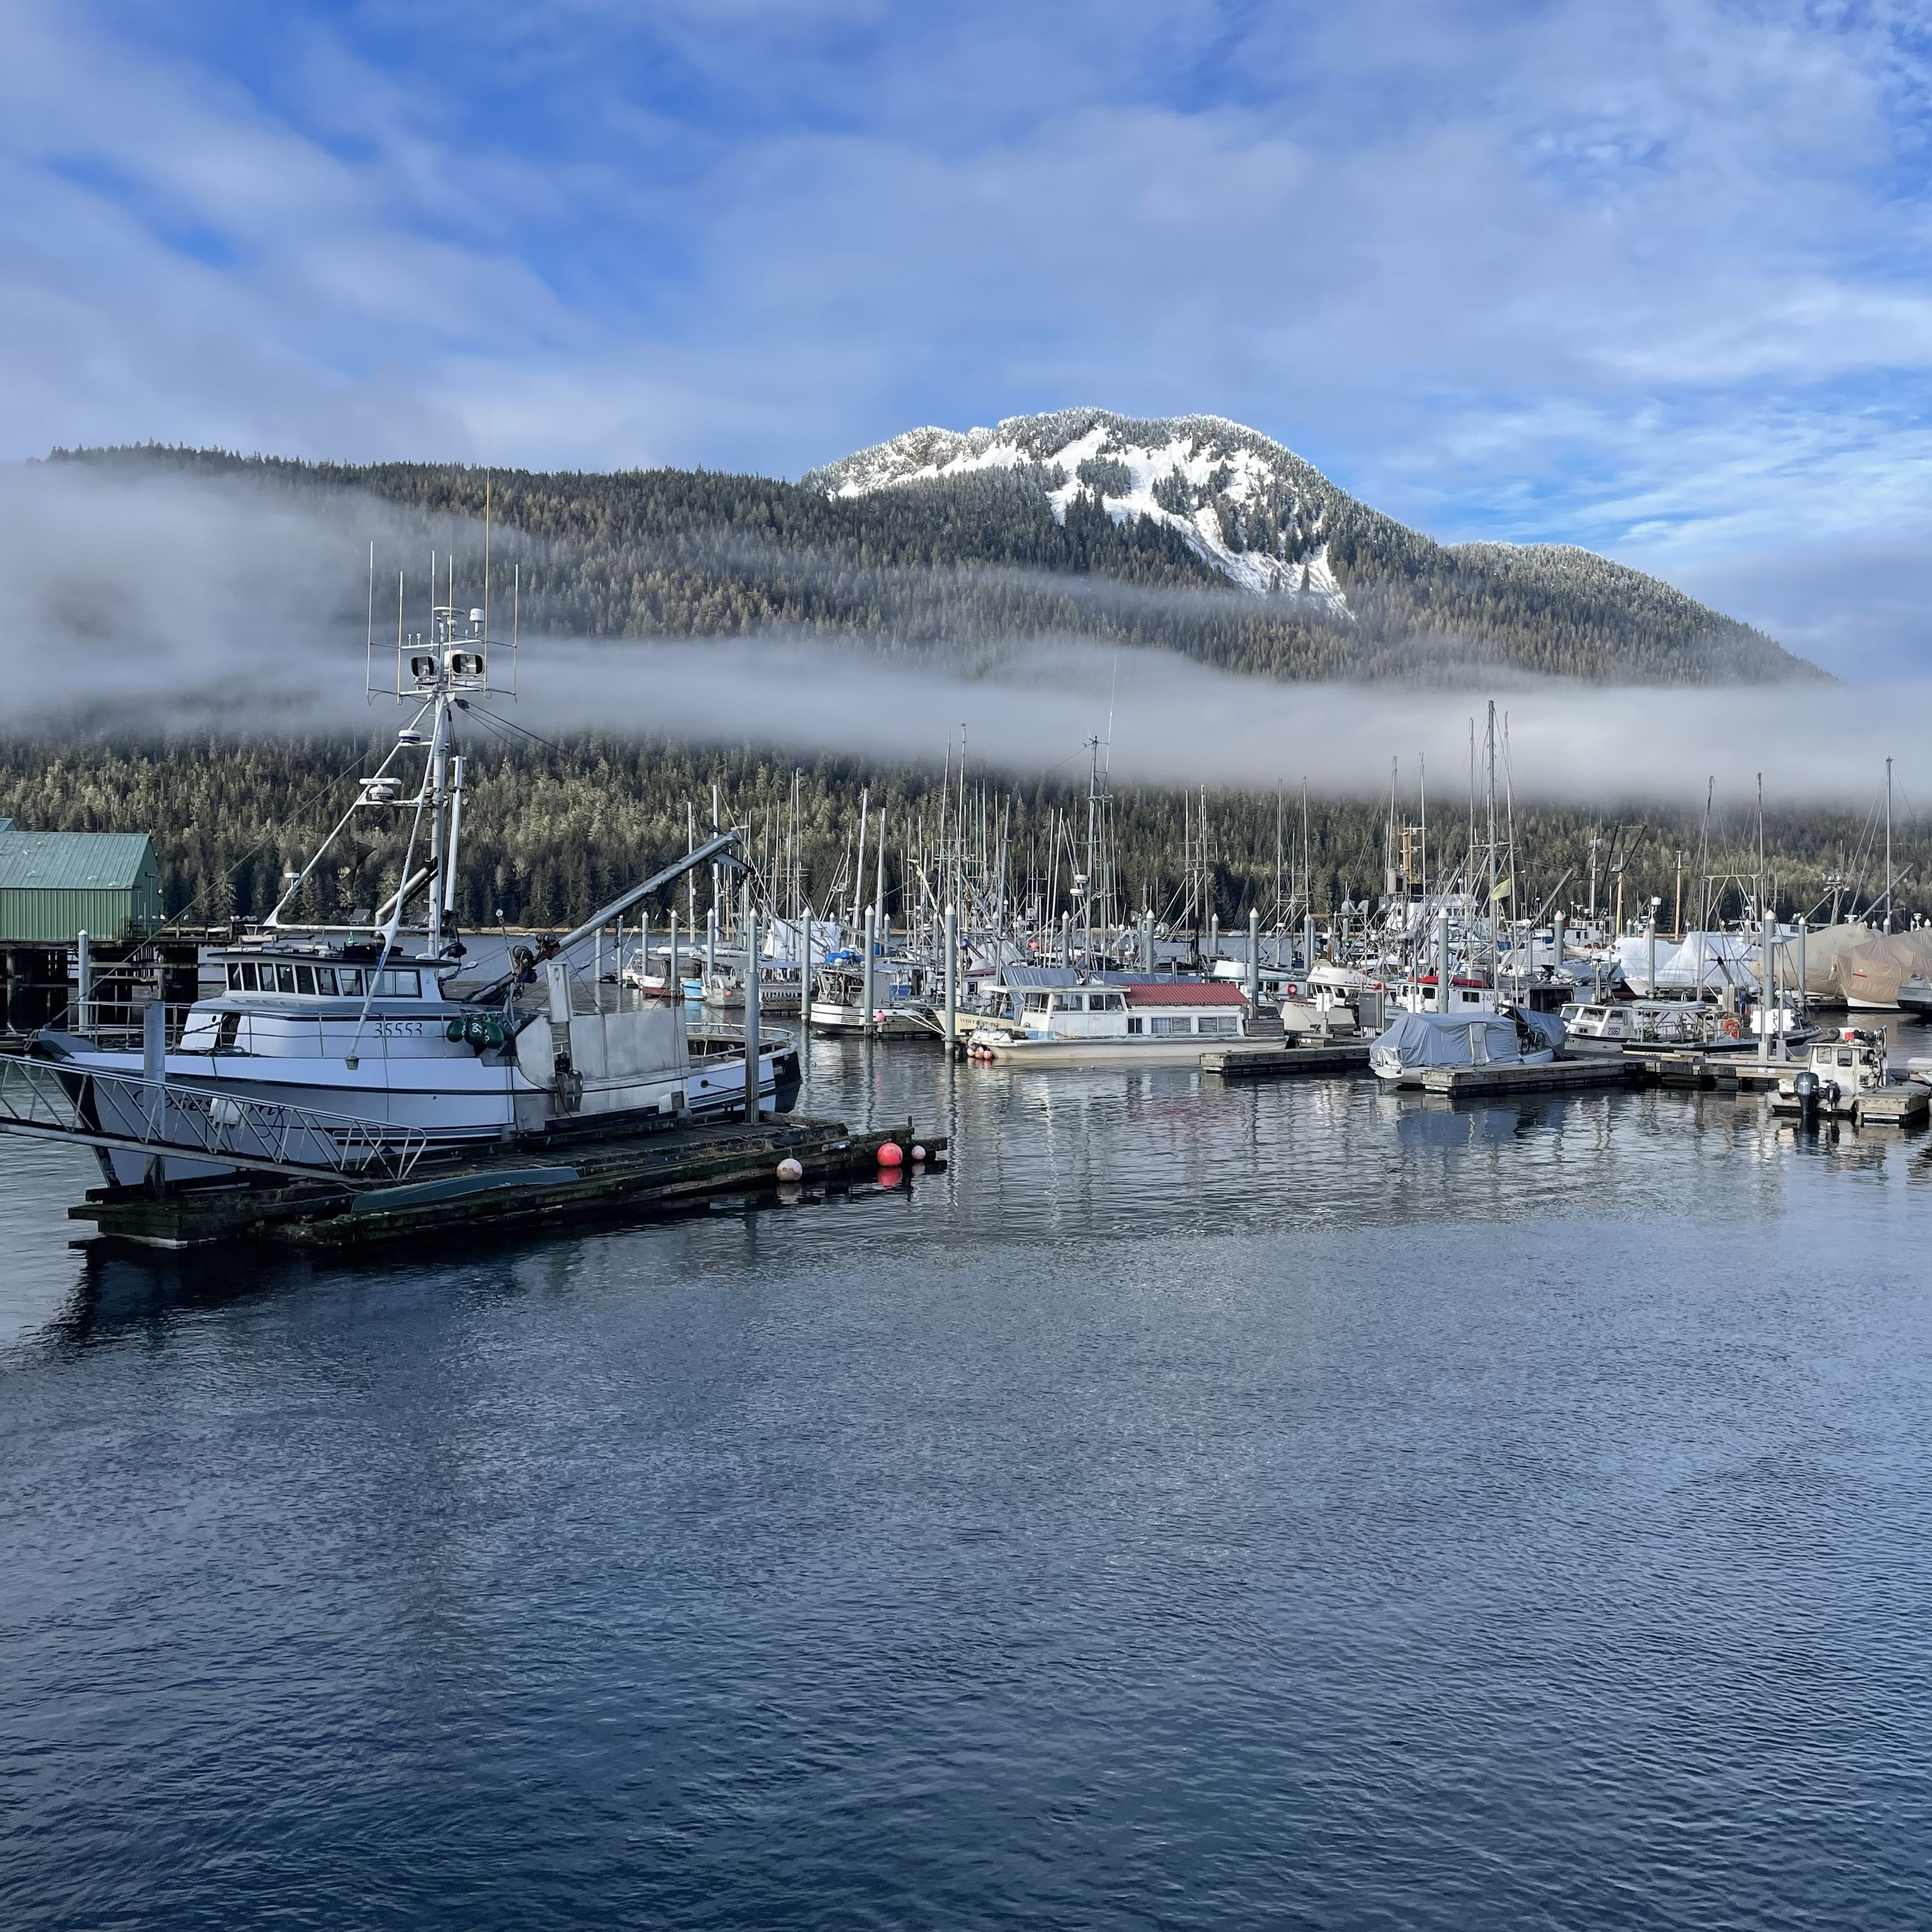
[1213,964,1358,1036]
[968,980,1250,1064]
[808,964,933,1037]
[1773,1028,1890,1119]
[1393,974,1497,1016]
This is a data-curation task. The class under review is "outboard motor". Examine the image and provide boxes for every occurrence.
[1792,1067,1820,1123]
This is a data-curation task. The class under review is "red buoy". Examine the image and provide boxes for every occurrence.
[878,1141,904,1167]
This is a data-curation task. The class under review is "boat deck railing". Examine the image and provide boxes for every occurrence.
[0,1054,433,1184]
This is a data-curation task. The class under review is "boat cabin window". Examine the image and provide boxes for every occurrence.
[1094,993,1125,1011]
[1838,1049,1855,1066]
[374,969,422,998]
[231,958,374,997]
[1024,992,1052,1011]
[1583,1006,1607,1020]
[1197,1014,1238,1035]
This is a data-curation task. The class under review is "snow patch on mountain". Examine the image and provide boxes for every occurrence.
[808,410,1353,617]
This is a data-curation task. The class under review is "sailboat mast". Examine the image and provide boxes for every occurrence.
[1885,755,1895,932]
[1484,702,1499,981]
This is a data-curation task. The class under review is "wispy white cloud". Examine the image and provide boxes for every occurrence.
[1,0,1930,673]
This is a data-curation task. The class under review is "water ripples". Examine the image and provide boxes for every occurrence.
[3,1045,1930,1926]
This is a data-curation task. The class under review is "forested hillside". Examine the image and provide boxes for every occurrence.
[45,421,1818,687]
[0,737,1908,935]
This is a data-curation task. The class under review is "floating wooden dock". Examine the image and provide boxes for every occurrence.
[1202,1041,1372,1080]
[1846,1086,1930,1127]
[70,1115,942,1250]
[1420,1058,1636,1098]
[1634,1051,1809,1091]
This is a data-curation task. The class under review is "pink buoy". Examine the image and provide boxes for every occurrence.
[877,1141,904,1167]
[911,1144,927,1162]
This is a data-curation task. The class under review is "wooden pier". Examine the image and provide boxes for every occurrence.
[1202,1041,1372,1080]
[69,1114,942,1250]
[1634,1050,1806,1091]
[1420,1058,1636,1098]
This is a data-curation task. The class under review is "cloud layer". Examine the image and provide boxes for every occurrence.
[1,461,1923,809]
[2,3,1929,675]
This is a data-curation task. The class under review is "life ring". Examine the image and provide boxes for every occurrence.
[1720,1015,1741,1039]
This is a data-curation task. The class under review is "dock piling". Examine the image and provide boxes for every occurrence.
[944,903,957,1050]
[744,892,761,1119]
[863,903,877,1037]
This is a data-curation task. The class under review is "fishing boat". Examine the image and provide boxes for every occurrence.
[808,963,933,1037]
[32,592,798,1187]
[1560,999,1711,1054]
[1560,997,1814,1055]
[967,979,1251,1064]
[1392,974,1498,1016]
[701,960,805,1015]
[1772,1028,1891,1120]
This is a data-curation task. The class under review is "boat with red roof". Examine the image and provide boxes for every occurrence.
[965,977,1252,1064]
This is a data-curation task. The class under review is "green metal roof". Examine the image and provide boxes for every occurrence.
[0,829,157,892]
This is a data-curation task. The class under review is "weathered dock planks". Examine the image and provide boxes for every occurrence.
[70,1115,942,1250]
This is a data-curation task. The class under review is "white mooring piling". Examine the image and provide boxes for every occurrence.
[744,893,762,1119]
[944,903,958,1052]
[862,904,877,1036]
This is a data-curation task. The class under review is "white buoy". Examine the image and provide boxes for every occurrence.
[776,1156,803,1182]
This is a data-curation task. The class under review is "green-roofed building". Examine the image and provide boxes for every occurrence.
[0,820,164,945]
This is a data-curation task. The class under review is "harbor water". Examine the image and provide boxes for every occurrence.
[4,1036,1931,1928]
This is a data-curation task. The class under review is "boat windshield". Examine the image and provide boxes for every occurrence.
[225,961,424,999]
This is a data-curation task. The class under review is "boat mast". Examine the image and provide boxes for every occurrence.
[1885,755,1894,932]
[1485,701,1499,985]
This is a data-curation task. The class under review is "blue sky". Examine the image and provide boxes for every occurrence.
[4,0,1932,675]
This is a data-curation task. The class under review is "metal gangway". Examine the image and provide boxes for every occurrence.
[0,1054,433,1185]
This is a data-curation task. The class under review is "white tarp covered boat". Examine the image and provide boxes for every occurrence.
[1369,1009,1561,1086]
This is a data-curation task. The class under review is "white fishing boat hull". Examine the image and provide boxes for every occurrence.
[969,1033,1229,1066]
[808,1000,930,1037]
[41,995,797,1187]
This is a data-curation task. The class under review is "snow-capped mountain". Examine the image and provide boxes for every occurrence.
[806,409,1354,611]
[804,408,1820,684]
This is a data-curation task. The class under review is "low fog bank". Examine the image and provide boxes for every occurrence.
[0,460,1918,806]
